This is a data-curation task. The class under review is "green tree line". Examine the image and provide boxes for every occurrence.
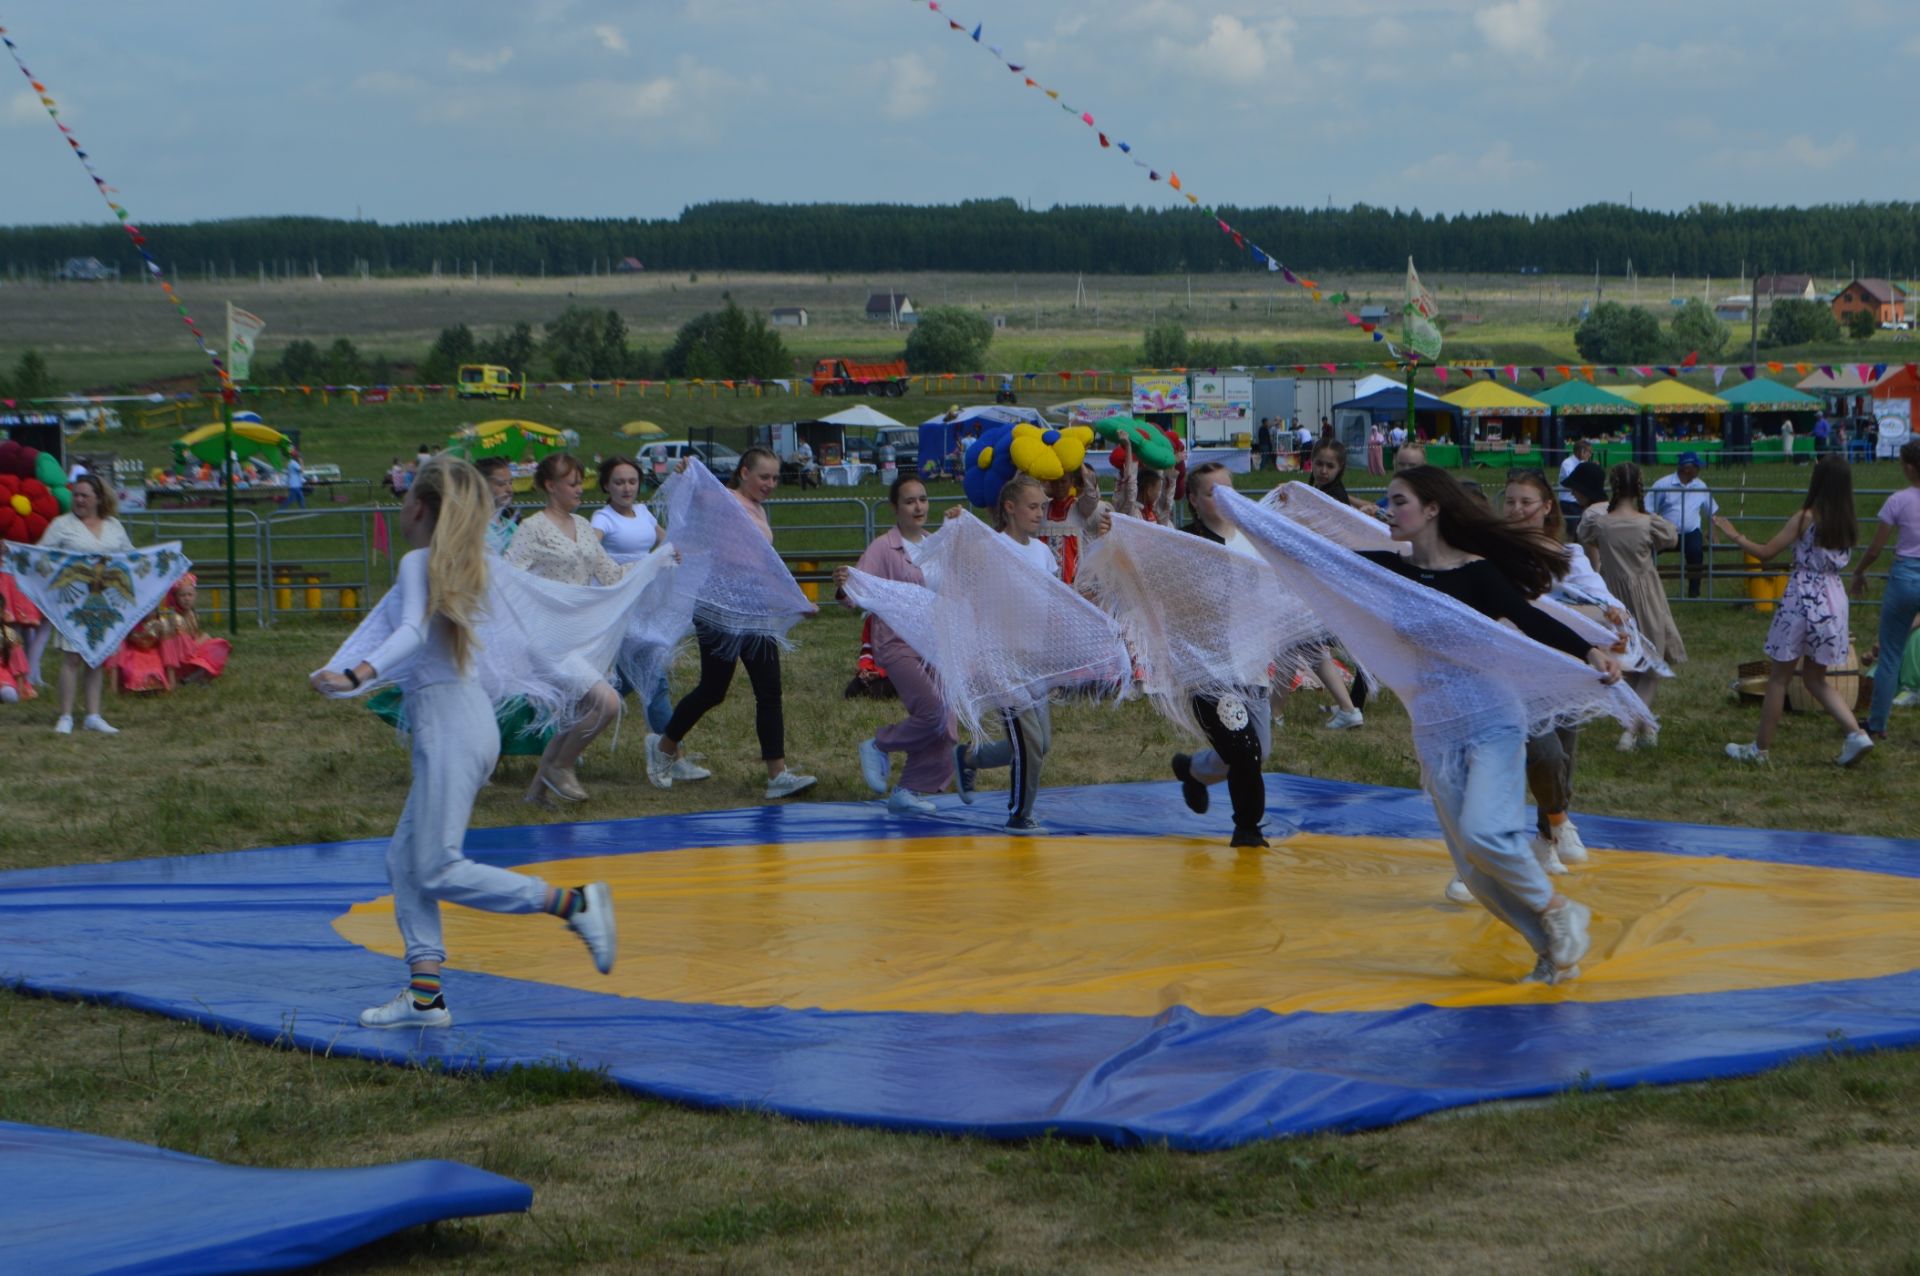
[5,201,1920,278]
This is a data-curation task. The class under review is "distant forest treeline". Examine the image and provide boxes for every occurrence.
[5,200,1920,278]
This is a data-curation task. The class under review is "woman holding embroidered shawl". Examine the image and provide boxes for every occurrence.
[645,450,819,800]
[833,473,954,815]
[1079,461,1318,847]
[1227,466,1642,986]
[843,477,1131,834]
[312,456,638,1029]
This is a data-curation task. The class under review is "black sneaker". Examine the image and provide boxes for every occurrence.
[1005,815,1045,834]
[1171,753,1208,814]
[1230,827,1269,848]
[954,744,977,805]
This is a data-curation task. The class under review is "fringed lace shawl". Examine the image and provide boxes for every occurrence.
[842,512,1130,740]
[1219,487,1653,771]
[323,548,678,734]
[653,461,812,654]
[1077,515,1326,739]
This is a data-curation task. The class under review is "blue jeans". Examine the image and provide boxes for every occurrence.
[1680,528,1705,597]
[1423,728,1554,957]
[1869,557,1920,734]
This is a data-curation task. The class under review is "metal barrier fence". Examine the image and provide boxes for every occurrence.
[109,481,1914,627]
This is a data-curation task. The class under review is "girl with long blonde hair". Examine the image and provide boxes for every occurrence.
[311,455,617,1030]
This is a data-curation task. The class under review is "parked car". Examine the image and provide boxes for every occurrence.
[873,425,920,466]
[637,439,743,478]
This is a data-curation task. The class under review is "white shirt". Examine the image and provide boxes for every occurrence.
[67,462,89,482]
[1387,426,1407,446]
[359,548,463,691]
[286,458,304,490]
[796,442,814,465]
[1005,533,1058,578]
[589,503,660,563]
[1646,474,1718,534]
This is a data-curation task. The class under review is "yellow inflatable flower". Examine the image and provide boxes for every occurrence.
[1006,423,1092,482]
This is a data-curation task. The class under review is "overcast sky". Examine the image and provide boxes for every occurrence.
[2,0,1905,227]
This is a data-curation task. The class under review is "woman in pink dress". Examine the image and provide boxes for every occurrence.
[1366,423,1386,476]
[834,474,954,814]
[1716,455,1873,767]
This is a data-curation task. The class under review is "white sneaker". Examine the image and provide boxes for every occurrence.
[1530,834,1568,876]
[887,786,937,816]
[1725,741,1770,765]
[765,769,818,799]
[566,882,617,974]
[1521,954,1580,986]
[0,684,17,704]
[1552,822,1589,865]
[1444,876,1477,905]
[1541,899,1592,971]
[53,714,73,735]
[358,991,452,1030]
[1325,707,1364,730]
[1637,725,1660,750]
[858,737,890,795]
[81,714,119,735]
[643,733,674,789]
[1894,690,1920,709]
[1616,729,1637,752]
[1837,731,1875,767]
[669,755,711,782]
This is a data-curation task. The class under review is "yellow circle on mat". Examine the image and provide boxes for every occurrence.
[332,833,1920,1017]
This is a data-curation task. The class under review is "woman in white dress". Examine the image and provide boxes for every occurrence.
[589,454,678,737]
[505,453,632,805]
[39,474,134,735]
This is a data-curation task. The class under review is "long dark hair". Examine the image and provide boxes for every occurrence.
[1503,470,1564,541]
[1392,465,1567,597]
[1802,454,1857,552]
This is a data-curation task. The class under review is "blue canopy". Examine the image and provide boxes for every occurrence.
[918,406,1045,477]
[1331,385,1463,424]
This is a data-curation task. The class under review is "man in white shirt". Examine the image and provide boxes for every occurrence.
[794,439,818,489]
[1556,439,1593,495]
[1646,451,1717,598]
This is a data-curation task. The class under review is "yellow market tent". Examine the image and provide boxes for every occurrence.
[174,421,291,466]
[1610,381,1728,411]
[1440,382,1549,416]
[618,420,667,438]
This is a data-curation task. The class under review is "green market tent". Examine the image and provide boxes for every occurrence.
[1533,382,1641,414]
[1717,378,1824,412]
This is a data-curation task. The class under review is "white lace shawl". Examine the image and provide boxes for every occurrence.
[1218,488,1653,770]
[1267,479,1625,658]
[842,512,1130,739]
[1076,516,1325,739]
[652,461,811,654]
[324,549,679,733]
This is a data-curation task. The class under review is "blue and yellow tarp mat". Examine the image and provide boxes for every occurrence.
[3,775,1919,1152]
[0,1120,531,1274]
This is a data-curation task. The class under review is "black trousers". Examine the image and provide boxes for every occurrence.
[1524,726,1579,839]
[662,623,785,760]
[1193,693,1268,836]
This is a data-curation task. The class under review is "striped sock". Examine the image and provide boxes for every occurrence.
[546,887,583,920]
[408,971,443,1010]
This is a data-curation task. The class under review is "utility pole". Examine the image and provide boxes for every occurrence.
[1750,265,1760,365]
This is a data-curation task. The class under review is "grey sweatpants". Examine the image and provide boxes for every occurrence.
[388,680,553,965]
[1424,728,1554,958]
[968,702,1051,821]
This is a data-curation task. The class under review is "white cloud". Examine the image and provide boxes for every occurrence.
[1152,14,1296,85]
[1475,0,1552,58]
[351,70,423,96]
[1781,133,1856,169]
[592,24,629,54]
[1368,16,1414,46]
[4,89,47,127]
[880,52,935,120]
[1403,140,1537,185]
[578,77,676,120]
[447,46,515,73]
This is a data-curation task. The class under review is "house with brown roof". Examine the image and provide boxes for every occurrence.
[864,292,915,323]
[1752,274,1815,303]
[1831,278,1908,327]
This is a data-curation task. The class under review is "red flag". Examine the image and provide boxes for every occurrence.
[1098,132,1109,147]
[372,511,390,556]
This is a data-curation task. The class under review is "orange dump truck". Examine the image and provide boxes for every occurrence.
[810,357,910,397]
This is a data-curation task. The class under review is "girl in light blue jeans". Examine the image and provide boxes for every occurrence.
[1853,441,1920,737]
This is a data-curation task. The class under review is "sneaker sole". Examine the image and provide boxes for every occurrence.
[582,882,617,974]
[358,1013,453,1030]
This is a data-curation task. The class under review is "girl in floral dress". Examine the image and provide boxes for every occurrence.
[1715,455,1874,767]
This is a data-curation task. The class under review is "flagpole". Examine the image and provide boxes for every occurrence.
[223,301,238,636]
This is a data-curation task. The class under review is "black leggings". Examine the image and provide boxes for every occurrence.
[662,623,785,760]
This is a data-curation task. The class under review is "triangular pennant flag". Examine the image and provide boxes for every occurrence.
[1681,350,1699,368]
[1080,112,1094,125]
[1008,63,1024,72]
[1185,193,1198,205]
[990,44,1004,56]
[1556,365,1573,380]
[1582,366,1596,382]
[1149,170,1160,180]
[1794,362,1809,376]
[1117,141,1130,153]
[1435,367,1449,384]
[1168,172,1181,190]
[970,22,981,40]
[1820,365,1834,378]
[1857,364,1873,383]
[949,20,963,32]
[1024,77,1036,87]
[1321,363,1337,376]
[1098,132,1109,147]
[1045,88,1060,99]
[1266,257,1279,273]
[1873,363,1889,381]
[1712,366,1727,387]
[1533,367,1547,381]
[1506,365,1518,383]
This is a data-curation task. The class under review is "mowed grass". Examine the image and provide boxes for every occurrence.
[3,580,1919,1271]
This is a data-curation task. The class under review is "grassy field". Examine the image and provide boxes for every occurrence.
[3,558,1918,1271]
[8,308,1920,1270]
[8,269,1914,394]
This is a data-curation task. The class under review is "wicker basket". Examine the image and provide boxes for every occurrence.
[1732,649,1861,712]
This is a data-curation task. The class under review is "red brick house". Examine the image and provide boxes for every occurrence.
[1832,278,1907,326]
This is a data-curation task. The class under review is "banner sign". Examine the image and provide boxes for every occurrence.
[1132,375,1189,414]
[227,304,265,382]
[3,539,190,668]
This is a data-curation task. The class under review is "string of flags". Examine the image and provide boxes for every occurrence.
[13,361,1909,410]
[909,1,1403,346]
[1,24,234,394]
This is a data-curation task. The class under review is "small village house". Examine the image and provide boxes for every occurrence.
[1832,278,1908,327]
[1752,273,1816,304]
[865,292,915,323]
[770,307,809,328]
